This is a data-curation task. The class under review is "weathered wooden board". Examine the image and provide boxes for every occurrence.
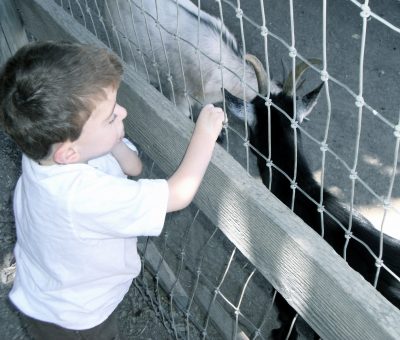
[15,0,400,339]
[0,0,29,65]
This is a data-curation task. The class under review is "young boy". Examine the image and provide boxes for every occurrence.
[0,41,224,339]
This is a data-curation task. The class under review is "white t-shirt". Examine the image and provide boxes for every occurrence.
[9,140,169,330]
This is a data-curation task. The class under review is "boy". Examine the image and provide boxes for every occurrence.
[0,41,224,339]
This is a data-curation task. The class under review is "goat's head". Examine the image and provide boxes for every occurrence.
[225,55,324,135]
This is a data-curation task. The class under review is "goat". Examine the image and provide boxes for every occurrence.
[225,58,400,339]
[102,0,280,116]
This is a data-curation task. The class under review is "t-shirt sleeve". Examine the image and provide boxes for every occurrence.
[70,173,169,239]
[122,138,138,154]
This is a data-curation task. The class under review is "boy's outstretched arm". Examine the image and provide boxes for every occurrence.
[167,104,225,212]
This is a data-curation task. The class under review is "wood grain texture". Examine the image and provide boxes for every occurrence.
[0,0,29,65]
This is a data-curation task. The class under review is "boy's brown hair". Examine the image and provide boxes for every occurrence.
[0,41,123,161]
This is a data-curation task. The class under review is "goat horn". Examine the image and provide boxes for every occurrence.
[282,58,322,96]
[245,54,268,95]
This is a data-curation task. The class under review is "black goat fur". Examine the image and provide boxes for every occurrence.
[228,89,400,339]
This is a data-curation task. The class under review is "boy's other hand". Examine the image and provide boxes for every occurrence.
[111,140,142,177]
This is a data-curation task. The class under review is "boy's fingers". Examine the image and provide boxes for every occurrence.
[211,107,224,115]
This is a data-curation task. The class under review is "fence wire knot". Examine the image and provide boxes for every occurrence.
[320,143,328,152]
[236,8,243,19]
[243,140,250,148]
[320,70,329,82]
[317,204,325,213]
[349,170,358,180]
[260,26,269,37]
[375,259,384,268]
[290,182,297,190]
[291,120,299,129]
[264,98,272,107]
[266,159,273,168]
[394,124,400,138]
[360,5,371,18]
[345,231,353,240]
[383,200,391,210]
[355,95,364,107]
[289,47,297,58]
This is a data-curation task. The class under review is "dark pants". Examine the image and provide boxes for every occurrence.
[20,308,123,340]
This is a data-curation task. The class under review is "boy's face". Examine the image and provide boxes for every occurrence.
[72,85,127,163]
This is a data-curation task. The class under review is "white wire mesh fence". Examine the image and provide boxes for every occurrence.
[59,0,400,232]
[40,0,400,338]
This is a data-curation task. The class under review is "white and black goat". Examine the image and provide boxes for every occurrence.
[225,59,400,339]
[103,0,279,116]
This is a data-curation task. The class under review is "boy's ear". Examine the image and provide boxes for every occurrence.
[53,141,80,164]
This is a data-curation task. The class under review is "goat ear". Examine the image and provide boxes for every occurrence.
[223,89,256,128]
[296,82,324,123]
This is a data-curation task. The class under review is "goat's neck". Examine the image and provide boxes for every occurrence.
[253,99,316,189]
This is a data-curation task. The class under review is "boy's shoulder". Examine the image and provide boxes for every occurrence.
[19,153,127,196]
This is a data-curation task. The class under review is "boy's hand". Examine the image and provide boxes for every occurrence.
[111,140,142,177]
[194,104,225,141]
[166,104,225,212]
